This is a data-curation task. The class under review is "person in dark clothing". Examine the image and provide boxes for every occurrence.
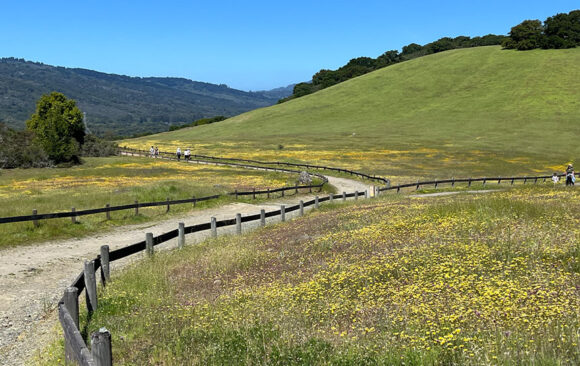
[565,164,575,186]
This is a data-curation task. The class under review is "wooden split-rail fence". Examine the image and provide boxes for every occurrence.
[58,188,370,365]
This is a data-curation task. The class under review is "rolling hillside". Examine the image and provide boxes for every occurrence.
[125,46,580,179]
[0,58,288,136]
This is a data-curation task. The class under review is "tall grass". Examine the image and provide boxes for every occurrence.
[0,156,304,248]
[38,185,580,365]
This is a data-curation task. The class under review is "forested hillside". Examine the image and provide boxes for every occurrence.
[0,58,287,136]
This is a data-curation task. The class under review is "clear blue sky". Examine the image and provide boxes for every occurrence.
[1,1,577,91]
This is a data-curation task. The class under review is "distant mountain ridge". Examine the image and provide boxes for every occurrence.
[0,58,291,136]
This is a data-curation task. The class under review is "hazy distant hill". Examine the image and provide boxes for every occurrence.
[0,58,290,136]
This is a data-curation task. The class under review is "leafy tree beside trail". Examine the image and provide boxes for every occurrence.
[26,92,85,164]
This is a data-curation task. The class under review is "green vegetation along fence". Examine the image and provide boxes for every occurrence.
[120,146,390,185]
[58,188,369,365]
[0,158,328,226]
[378,173,577,193]
[57,169,575,364]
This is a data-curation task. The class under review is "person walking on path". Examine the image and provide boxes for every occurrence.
[155,146,159,158]
[176,147,182,161]
[149,146,155,158]
[565,164,575,186]
[184,148,191,161]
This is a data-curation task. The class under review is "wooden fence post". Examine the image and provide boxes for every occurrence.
[105,204,111,220]
[315,196,319,209]
[178,222,185,249]
[91,328,112,366]
[267,189,270,199]
[252,188,256,199]
[71,207,77,224]
[100,246,110,285]
[135,200,139,216]
[299,201,304,216]
[63,287,79,363]
[211,217,217,237]
[365,190,368,199]
[281,205,286,222]
[260,209,266,226]
[235,190,238,199]
[166,197,170,212]
[295,183,298,194]
[84,261,97,314]
[342,192,346,201]
[282,189,285,197]
[192,196,196,207]
[32,209,39,228]
[329,194,334,203]
[146,232,154,256]
[355,191,359,200]
[63,287,79,329]
[236,213,242,235]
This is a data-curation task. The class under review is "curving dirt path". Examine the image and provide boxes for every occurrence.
[0,175,371,365]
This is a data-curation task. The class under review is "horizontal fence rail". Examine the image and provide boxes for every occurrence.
[379,173,578,193]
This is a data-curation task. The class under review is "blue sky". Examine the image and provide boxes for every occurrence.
[1,1,577,91]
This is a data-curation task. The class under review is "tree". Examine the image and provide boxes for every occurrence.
[503,19,544,50]
[543,11,580,48]
[26,92,85,164]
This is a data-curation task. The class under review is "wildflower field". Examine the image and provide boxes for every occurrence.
[0,156,304,248]
[42,185,580,365]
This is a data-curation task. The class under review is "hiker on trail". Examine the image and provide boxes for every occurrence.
[184,148,191,161]
[565,164,575,186]
[150,146,155,158]
[155,146,159,158]
[176,147,182,161]
[552,173,559,184]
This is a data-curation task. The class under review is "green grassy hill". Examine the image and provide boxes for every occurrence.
[125,46,580,179]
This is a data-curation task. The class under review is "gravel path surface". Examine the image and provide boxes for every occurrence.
[0,175,371,365]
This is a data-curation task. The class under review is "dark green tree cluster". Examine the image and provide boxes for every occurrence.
[0,123,51,169]
[0,92,118,169]
[26,92,86,164]
[280,34,506,102]
[168,115,227,132]
[502,10,580,50]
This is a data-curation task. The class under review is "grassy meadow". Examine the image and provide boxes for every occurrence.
[123,46,580,181]
[39,184,580,365]
[0,156,309,249]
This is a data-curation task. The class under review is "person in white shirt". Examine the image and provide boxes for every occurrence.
[176,147,182,161]
[184,148,191,161]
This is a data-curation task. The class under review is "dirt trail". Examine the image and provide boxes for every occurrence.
[0,175,371,365]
